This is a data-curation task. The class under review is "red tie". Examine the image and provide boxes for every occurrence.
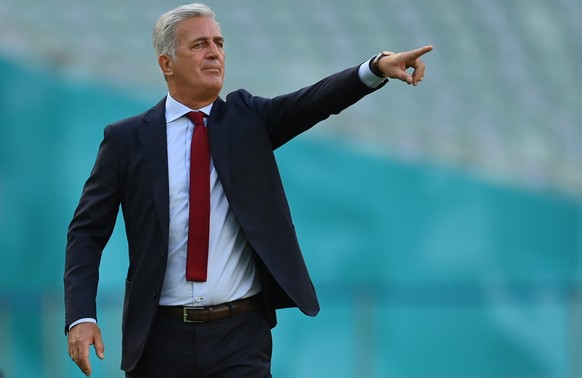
[186,111,210,282]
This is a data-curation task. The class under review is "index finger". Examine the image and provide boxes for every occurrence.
[405,45,434,60]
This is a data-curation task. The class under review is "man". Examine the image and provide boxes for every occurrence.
[64,3,432,377]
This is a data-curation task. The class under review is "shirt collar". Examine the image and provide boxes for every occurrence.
[165,93,214,123]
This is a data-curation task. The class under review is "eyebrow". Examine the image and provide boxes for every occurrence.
[192,36,224,44]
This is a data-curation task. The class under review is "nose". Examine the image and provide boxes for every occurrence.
[206,42,221,58]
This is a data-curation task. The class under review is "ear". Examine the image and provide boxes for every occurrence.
[158,54,173,77]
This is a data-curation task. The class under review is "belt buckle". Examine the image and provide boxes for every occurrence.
[183,306,204,323]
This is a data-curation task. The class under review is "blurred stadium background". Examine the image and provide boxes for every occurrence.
[1,0,581,377]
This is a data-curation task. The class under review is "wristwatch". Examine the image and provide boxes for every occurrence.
[370,51,395,78]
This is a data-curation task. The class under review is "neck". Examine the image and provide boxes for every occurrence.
[169,90,217,110]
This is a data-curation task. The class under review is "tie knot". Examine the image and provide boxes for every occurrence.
[186,111,205,127]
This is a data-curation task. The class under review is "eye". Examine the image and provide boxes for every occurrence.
[192,41,205,50]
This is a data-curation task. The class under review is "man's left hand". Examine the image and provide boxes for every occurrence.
[379,45,433,86]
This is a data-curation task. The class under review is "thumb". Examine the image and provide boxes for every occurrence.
[94,334,105,360]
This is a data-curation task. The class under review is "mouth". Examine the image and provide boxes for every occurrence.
[202,67,222,74]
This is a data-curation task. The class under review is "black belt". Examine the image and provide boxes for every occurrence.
[157,295,260,323]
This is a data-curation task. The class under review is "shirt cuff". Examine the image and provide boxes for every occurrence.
[358,57,388,88]
[69,318,97,331]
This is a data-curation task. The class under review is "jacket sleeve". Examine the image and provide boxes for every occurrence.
[63,124,121,332]
[244,64,385,149]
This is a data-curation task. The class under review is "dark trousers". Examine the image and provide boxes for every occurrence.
[126,309,273,378]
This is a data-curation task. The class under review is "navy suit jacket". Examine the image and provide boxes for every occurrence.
[64,64,383,371]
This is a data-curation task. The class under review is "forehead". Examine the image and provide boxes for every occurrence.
[176,16,222,40]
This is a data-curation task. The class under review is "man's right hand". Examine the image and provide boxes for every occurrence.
[67,322,105,377]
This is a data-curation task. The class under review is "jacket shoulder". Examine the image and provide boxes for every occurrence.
[107,97,166,132]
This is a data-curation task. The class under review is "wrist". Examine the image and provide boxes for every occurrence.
[370,51,395,78]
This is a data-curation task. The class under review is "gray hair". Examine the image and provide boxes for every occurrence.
[152,3,216,59]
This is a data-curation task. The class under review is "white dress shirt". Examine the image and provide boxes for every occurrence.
[159,95,261,307]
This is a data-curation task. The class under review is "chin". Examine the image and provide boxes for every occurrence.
[205,79,224,92]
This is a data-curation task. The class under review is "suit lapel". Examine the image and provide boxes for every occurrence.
[139,98,170,244]
[208,97,231,192]
[135,96,230,245]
